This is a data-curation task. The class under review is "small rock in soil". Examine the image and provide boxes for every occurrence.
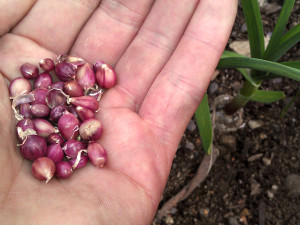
[185,141,195,151]
[291,156,297,161]
[295,48,300,57]
[164,215,174,224]
[285,174,300,196]
[229,37,269,57]
[228,217,239,225]
[272,184,278,192]
[266,190,274,199]
[186,119,196,132]
[263,3,281,15]
[241,23,247,33]
[248,153,263,162]
[259,132,267,140]
[229,40,251,57]
[208,82,219,95]
[231,81,242,90]
[250,177,261,196]
[240,208,250,218]
[262,157,271,166]
[258,200,266,225]
[219,135,237,150]
[248,120,264,129]
[170,207,177,215]
[257,0,267,7]
[199,208,209,217]
[270,77,283,84]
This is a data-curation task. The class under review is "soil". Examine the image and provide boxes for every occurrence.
[153,1,300,225]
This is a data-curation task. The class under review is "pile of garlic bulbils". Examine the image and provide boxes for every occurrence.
[9,55,116,182]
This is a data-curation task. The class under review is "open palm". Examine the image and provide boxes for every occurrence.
[0,0,237,224]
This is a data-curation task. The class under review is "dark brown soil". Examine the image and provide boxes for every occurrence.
[153,1,300,225]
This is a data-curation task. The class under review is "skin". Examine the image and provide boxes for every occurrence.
[0,0,237,224]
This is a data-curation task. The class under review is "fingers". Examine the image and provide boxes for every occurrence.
[0,0,36,36]
[100,0,200,111]
[0,34,56,81]
[139,0,238,153]
[70,0,155,65]
[0,72,23,196]
[12,0,101,54]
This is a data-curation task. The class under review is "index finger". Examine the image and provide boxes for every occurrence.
[139,0,238,152]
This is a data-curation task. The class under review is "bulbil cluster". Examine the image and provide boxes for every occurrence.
[9,55,117,182]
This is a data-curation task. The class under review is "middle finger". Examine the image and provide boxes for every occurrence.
[70,0,155,65]
[102,0,200,111]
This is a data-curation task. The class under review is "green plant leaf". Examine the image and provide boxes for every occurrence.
[241,0,265,58]
[280,61,300,69]
[239,89,285,103]
[252,61,300,80]
[263,0,295,60]
[237,68,260,88]
[221,50,245,58]
[280,89,300,117]
[218,56,300,82]
[267,23,300,61]
[195,93,212,154]
[221,51,259,87]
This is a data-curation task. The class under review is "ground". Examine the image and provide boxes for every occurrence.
[153,1,300,225]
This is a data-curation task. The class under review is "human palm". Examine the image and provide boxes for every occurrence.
[0,0,237,224]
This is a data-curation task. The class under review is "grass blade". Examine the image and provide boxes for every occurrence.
[280,89,300,117]
[221,51,260,87]
[263,0,295,60]
[241,0,265,58]
[253,61,300,80]
[267,23,300,61]
[237,68,260,87]
[240,89,285,103]
[195,93,212,154]
[221,50,245,58]
[218,56,300,82]
[280,61,300,69]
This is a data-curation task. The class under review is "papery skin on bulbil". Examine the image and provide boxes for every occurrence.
[79,118,103,141]
[46,144,64,163]
[76,106,95,121]
[58,112,80,140]
[16,118,36,141]
[50,81,64,90]
[20,135,47,161]
[87,142,107,168]
[49,104,68,123]
[45,89,67,109]
[95,63,117,89]
[63,80,84,97]
[9,77,32,97]
[39,58,55,72]
[19,103,33,119]
[69,96,99,112]
[33,118,58,137]
[31,157,56,183]
[30,104,50,118]
[68,152,88,169]
[20,63,39,80]
[55,62,76,81]
[55,161,72,179]
[31,88,48,105]
[34,72,52,89]
[76,63,95,90]
[47,133,64,146]
[62,139,86,159]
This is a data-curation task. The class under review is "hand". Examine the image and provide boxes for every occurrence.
[0,0,237,224]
